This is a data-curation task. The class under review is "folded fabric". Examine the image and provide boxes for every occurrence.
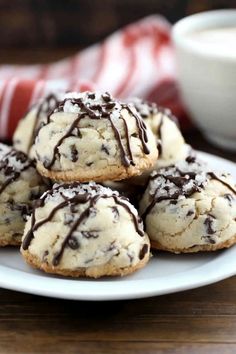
[0,15,189,141]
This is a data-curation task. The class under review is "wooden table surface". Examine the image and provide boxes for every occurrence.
[0,49,236,354]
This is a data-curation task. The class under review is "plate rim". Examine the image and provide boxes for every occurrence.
[0,150,235,300]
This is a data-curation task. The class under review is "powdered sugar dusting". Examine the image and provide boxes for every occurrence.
[130,98,159,118]
[0,143,33,172]
[57,91,123,122]
[130,97,174,119]
[44,181,120,204]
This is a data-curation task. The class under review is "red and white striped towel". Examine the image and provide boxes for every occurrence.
[0,15,189,141]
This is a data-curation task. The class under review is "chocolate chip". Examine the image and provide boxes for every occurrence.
[88,93,95,99]
[101,111,109,118]
[81,231,99,239]
[187,210,194,217]
[64,213,74,225]
[14,151,28,163]
[169,200,178,205]
[201,235,216,244]
[139,244,149,260]
[166,175,189,188]
[8,201,30,219]
[101,144,110,155]
[224,193,234,206]
[4,166,15,176]
[127,252,134,263]
[107,241,116,252]
[43,158,52,169]
[106,102,116,109]
[89,207,97,218]
[86,162,93,167]
[70,144,78,162]
[204,214,216,235]
[68,236,80,250]
[110,206,119,222]
[102,93,111,102]
[43,250,49,261]
[186,155,196,164]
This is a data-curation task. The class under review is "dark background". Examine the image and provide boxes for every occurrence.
[0,0,235,49]
[0,4,236,353]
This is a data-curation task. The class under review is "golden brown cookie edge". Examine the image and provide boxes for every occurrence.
[151,235,236,254]
[21,249,150,278]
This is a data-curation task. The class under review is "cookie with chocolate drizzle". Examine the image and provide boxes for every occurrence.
[21,182,150,278]
[34,91,158,182]
[0,143,47,246]
[139,156,236,253]
[129,98,190,185]
[13,92,62,159]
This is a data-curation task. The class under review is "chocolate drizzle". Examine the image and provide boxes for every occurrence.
[142,192,181,221]
[40,92,150,170]
[0,147,35,195]
[224,193,234,206]
[131,98,181,156]
[156,114,164,155]
[109,115,131,167]
[142,157,206,220]
[208,172,236,195]
[126,106,150,155]
[27,93,59,154]
[142,157,236,223]
[22,183,144,266]
[113,195,144,237]
[122,117,134,165]
[139,244,149,260]
[43,115,83,169]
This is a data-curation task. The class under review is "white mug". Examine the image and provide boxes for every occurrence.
[172,10,236,151]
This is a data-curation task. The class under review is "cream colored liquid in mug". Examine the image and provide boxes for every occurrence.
[187,27,236,57]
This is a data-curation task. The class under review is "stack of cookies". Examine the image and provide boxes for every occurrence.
[0,90,235,278]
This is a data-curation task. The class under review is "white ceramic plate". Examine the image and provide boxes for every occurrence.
[0,151,236,301]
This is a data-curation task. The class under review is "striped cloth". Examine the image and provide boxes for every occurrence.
[0,15,189,141]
